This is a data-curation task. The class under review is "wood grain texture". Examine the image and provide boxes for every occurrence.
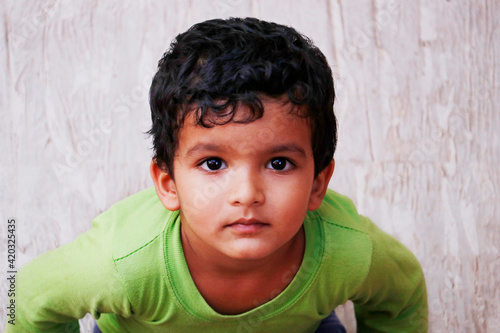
[1,1,498,332]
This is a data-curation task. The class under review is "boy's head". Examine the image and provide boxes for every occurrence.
[149,17,337,178]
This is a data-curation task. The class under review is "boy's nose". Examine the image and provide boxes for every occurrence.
[227,169,265,207]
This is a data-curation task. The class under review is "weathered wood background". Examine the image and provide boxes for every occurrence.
[1,0,499,332]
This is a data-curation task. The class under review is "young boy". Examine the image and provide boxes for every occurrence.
[7,18,427,332]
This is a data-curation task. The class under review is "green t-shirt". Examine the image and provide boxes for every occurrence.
[6,188,428,332]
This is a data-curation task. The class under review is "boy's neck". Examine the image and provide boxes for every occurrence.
[181,225,305,276]
[180,226,305,314]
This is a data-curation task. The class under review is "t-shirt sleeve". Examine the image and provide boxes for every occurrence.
[5,212,133,332]
[350,216,428,333]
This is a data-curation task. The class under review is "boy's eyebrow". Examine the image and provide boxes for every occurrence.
[267,144,308,157]
[185,143,224,157]
[184,143,308,157]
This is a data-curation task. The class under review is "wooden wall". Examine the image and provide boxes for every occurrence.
[1,1,498,331]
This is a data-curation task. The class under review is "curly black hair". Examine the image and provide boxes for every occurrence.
[149,17,337,177]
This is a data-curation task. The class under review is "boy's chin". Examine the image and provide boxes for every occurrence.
[221,239,291,262]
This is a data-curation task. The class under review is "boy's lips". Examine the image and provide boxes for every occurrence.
[225,218,269,233]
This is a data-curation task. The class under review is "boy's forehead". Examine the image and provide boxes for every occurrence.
[182,97,309,128]
[177,100,312,150]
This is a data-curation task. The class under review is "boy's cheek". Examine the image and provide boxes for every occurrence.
[178,178,230,213]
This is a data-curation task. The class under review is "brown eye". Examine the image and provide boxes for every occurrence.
[271,158,286,170]
[267,158,293,171]
[201,158,226,171]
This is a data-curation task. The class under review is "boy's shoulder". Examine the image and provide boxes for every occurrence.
[314,189,397,240]
[310,191,428,330]
[312,189,420,272]
[312,188,368,232]
[92,187,175,260]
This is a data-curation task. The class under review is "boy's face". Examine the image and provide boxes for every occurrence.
[152,99,333,262]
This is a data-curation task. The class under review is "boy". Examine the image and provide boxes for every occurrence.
[7,18,427,332]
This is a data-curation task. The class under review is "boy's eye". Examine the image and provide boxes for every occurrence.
[200,158,227,171]
[267,158,293,171]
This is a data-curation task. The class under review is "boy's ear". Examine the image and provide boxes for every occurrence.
[150,161,180,211]
[308,159,335,211]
